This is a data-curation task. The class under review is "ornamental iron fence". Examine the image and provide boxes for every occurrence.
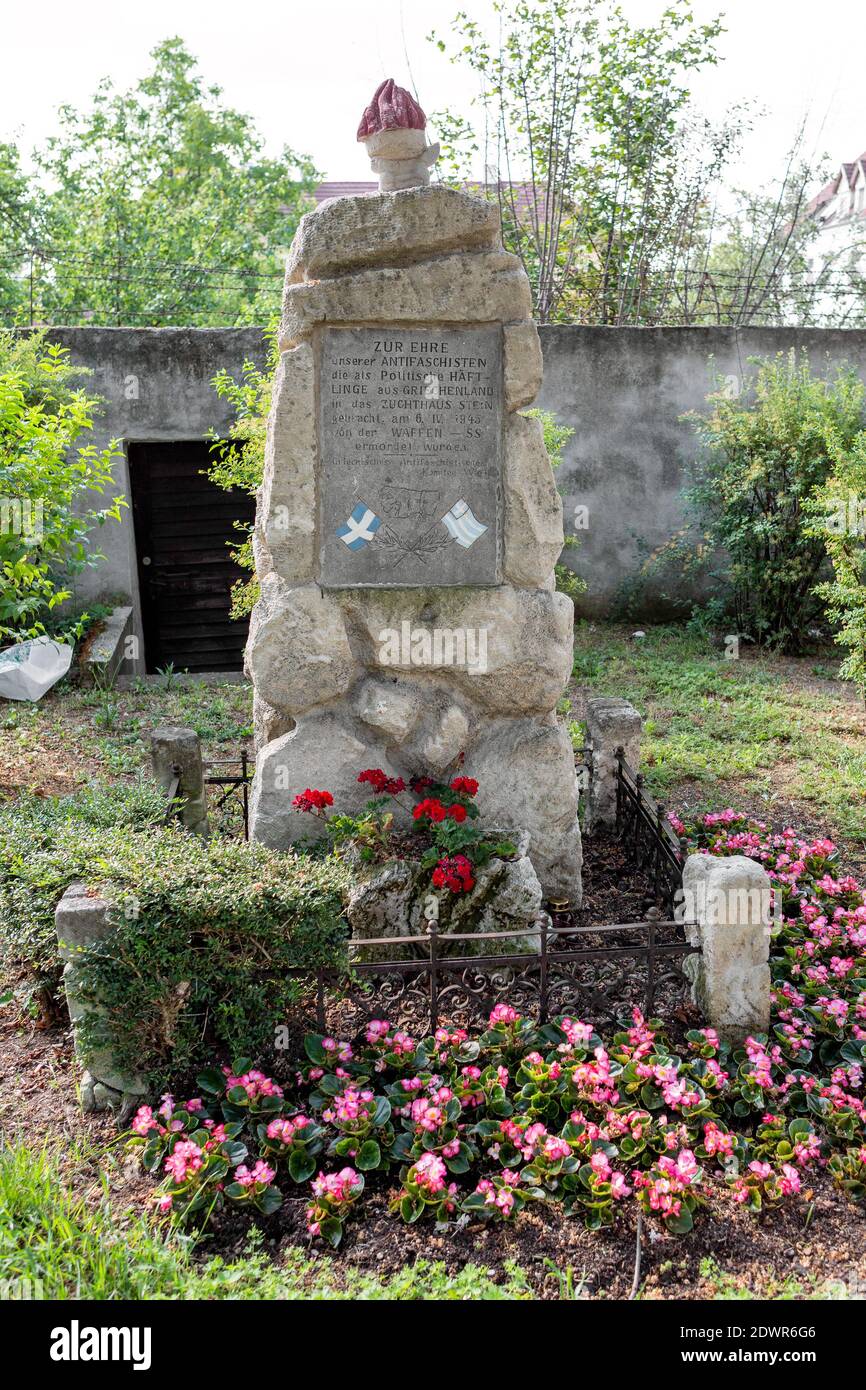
[300,907,700,1039]
[204,751,251,837]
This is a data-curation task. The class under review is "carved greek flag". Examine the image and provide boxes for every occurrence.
[337,503,382,550]
[441,498,488,549]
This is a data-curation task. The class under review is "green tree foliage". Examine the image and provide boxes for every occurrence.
[12,38,318,327]
[684,350,864,652]
[431,0,731,323]
[0,331,123,640]
[692,133,866,329]
[0,142,33,321]
[806,434,866,702]
[208,325,280,617]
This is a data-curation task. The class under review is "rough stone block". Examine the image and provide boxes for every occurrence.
[584,697,642,833]
[259,344,317,582]
[249,712,407,848]
[55,884,148,1112]
[503,411,564,587]
[253,691,294,752]
[286,185,500,282]
[421,703,470,769]
[468,719,582,903]
[681,854,772,1044]
[337,585,574,717]
[245,576,358,716]
[354,677,421,744]
[347,829,542,959]
[504,322,544,410]
[150,725,209,835]
[280,251,532,350]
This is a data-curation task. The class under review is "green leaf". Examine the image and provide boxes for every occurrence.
[357,1139,381,1171]
[304,1034,327,1065]
[665,1208,694,1234]
[372,1095,391,1127]
[196,1066,226,1095]
[320,1216,343,1248]
[288,1149,317,1183]
[256,1184,283,1216]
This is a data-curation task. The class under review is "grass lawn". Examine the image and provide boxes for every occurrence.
[0,674,253,799]
[567,622,866,871]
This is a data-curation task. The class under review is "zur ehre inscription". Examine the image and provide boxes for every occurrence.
[319,325,502,587]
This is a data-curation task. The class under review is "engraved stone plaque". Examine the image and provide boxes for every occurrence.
[318,325,502,587]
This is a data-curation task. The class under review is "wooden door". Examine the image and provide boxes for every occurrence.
[128,441,255,673]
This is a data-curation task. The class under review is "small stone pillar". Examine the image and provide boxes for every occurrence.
[681,853,772,1043]
[55,884,148,1114]
[585,697,642,833]
[150,725,209,835]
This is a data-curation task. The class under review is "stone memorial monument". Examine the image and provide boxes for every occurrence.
[247,80,582,904]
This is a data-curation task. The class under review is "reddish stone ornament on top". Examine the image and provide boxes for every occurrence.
[357,79,426,140]
[356,79,439,192]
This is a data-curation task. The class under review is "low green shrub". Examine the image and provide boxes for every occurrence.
[0,779,167,986]
[74,833,348,1085]
[683,350,865,652]
[0,782,349,1084]
[806,430,866,703]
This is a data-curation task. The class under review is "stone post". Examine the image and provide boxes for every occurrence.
[55,884,148,1114]
[585,697,642,834]
[150,725,209,835]
[681,853,772,1043]
[245,82,582,906]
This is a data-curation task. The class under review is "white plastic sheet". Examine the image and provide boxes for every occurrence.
[0,636,74,701]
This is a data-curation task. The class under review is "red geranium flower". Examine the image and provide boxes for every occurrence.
[293,788,333,813]
[358,768,406,796]
[432,854,475,893]
[358,768,388,793]
[413,797,447,823]
[447,804,467,823]
[450,776,479,797]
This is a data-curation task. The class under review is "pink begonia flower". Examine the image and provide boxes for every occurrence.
[164,1141,203,1184]
[410,1153,448,1196]
[311,1167,359,1204]
[610,1172,632,1199]
[542,1135,571,1162]
[132,1105,158,1137]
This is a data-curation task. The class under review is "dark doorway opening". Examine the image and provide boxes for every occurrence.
[128,441,255,673]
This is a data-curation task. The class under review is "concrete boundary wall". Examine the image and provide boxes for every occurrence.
[537,325,866,616]
[19,324,866,661]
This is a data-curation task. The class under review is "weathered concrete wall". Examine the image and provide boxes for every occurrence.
[537,326,866,616]
[29,327,267,663]
[24,325,866,657]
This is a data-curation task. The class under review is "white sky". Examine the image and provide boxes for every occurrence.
[0,0,863,194]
